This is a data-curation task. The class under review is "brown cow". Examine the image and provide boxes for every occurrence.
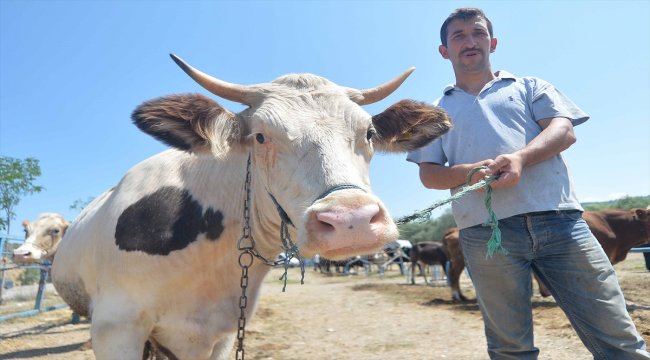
[441,228,467,301]
[444,207,650,301]
[583,208,650,263]
[409,241,448,285]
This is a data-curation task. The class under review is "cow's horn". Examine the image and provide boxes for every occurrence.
[352,67,416,105]
[170,54,251,105]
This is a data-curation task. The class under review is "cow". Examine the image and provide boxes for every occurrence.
[582,208,650,264]
[51,54,452,360]
[441,228,467,301]
[12,213,69,264]
[409,241,448,285]
[444,206,650,300]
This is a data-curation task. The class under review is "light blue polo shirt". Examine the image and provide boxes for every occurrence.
[407,71,589,229]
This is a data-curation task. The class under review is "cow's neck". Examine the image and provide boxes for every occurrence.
[609,211,649,245]
[247,165,294,262]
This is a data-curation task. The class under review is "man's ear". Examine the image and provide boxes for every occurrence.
[439,44,450,59]
[371,99,452,153]
[131,93,241,157]
[490,37,498,53]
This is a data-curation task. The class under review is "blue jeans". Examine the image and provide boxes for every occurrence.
[460,210,649,360]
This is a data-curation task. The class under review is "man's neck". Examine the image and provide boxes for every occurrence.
[454,69,497,96]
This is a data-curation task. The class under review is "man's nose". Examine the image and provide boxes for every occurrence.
[464,35,478,47]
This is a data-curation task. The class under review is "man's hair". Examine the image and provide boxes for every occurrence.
[440,8,493,46]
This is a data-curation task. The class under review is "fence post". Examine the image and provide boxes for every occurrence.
[0,236,6,305]
[34,267,48,310]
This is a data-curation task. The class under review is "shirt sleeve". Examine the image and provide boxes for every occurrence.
[529,78,590,126]
[406,137,447,165]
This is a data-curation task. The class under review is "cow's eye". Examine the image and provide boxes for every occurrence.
[255,133,265,144]
[49,229,60,235]
[366,128,376,141]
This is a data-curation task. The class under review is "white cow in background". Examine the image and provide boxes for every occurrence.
[51,54,452,360]
[12,212,69,263]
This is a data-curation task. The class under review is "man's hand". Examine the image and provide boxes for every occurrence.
[486,153,524,189]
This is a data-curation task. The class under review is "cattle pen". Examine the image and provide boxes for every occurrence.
[0,234,68,322]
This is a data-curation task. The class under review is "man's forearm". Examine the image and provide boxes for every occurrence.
[419,161,490,190]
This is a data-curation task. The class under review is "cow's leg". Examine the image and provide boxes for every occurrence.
[448,260,468,302]
[410,261,416,284]
[420,263,429,285]
[90,297,152,360]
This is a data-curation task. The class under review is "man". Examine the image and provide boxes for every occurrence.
[407,8,649,360]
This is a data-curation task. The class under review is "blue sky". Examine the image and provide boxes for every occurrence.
[1,0,649,234]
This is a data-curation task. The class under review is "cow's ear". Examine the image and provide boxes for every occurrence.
[634,208,648,222]
[371,99,452,153]
[22,219,30,229]
[61,220,70,235]
[132,93,241,156]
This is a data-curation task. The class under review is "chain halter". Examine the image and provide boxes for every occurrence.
[234,154,366,359]
[235,154,304,360]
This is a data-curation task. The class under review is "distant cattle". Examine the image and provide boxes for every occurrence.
[409,241,448,285]
[12,213,69,264]
[51,54,451,360]
[441,228,467,301]
[443,207,650,301]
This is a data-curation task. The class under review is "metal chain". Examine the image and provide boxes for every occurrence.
[235,154,306,359]
[236,155,255,360]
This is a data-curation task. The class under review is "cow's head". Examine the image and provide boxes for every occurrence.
[635,206,650,240]
[13,213,69,263]
[131,54,451,260]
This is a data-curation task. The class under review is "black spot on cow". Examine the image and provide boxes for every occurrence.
[115,187,224,255]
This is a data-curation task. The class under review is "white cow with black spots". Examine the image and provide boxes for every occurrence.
[52,54,452,360]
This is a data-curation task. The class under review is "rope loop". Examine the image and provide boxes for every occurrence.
[396,165,507,258]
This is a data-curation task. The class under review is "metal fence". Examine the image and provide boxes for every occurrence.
[0,234,68,322]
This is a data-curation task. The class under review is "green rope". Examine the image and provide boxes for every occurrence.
[396,166,507,258]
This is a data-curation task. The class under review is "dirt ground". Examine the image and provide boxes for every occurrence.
[1,253,648,360]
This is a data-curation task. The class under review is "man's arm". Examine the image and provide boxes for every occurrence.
[418,117,576,191]
[486,116,576,189]
[419,160,492,190]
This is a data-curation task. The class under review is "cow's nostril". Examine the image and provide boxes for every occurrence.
[370,211,382,225]
[316,219,336,232]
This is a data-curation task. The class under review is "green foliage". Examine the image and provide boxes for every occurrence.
[70,196,95,212]
[0,156,44,233]
[397,208,456,243]
[582,195,650,211]
[17,268,41,286]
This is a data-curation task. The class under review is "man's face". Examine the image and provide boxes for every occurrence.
[439,16,497,74]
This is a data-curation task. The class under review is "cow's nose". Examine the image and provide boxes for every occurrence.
[12,250,31,260]
[315,204,381,233]
[306,202,392,258]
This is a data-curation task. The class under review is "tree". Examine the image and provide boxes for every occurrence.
[0,156,44,233]
[70,196,95,212]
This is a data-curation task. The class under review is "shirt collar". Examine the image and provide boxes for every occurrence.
[443,70,516,95]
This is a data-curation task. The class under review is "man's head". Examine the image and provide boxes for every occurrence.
[438,8,497,74]
[440,8,493,47]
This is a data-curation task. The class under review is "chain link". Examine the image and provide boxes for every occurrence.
[235,154,305,359]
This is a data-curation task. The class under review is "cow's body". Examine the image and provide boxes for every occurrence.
[51,55,451,360]
[582,208,650,264]
[409,241,448,285]
[441,228,466,301]
[443,207,650,301]
[13,213,69,263]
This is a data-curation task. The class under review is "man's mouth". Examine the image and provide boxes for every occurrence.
[462,49,482,57]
